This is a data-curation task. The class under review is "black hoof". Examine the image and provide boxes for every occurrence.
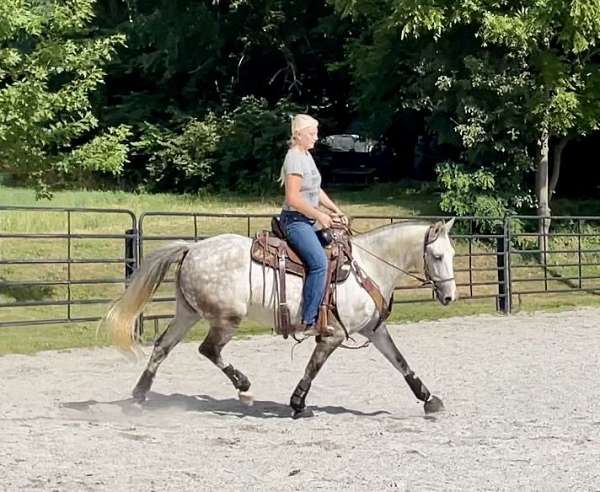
[291,407,315,419]
[132,371,153,402]
[132,387,147,403]
[424,395,444,414]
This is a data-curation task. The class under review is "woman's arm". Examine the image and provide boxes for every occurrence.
[320,189,348,225]
[286,175,332,227]
[319,189,342,214]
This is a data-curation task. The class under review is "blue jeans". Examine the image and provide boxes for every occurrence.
[280,211,327,326]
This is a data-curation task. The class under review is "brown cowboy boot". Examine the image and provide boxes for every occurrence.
[295,303,335,337]
[316,304,335,337]
[301,323,334,338]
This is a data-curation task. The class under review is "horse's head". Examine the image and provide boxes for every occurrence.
[424,218,457,306]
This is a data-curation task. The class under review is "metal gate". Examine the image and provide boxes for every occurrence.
[0,206,136,327]
[508,215,600,310]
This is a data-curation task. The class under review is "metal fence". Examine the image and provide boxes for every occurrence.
[2,206,600,329]
[0,206,136,328]
[508,216,600,308]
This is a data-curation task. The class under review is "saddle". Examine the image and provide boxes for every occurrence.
[251,221,353,282]
[250,217,353,338]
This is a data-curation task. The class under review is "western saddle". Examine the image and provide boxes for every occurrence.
[250,217,391,338]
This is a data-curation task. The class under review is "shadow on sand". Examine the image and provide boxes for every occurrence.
[61,391,392,419]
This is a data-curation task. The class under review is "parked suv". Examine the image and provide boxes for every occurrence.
[314,134,389,185]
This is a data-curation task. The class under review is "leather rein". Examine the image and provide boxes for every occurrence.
[349,224,455,293]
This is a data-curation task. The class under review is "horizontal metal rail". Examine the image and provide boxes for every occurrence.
[0,317,102,328]
[0,278,126,287]
[0,232,135,239]
[0,258,127,265]
[0,298,112,308]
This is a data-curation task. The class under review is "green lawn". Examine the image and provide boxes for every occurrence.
[2,183,600,354]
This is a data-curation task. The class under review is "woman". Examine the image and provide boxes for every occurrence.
[278,114,347,336]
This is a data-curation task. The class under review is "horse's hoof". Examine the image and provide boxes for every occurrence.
[424,395,444,414]
[132,388,147,403]
[292,407,314,419]
[238,390,254,406]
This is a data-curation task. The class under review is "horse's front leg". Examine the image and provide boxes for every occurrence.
[361,323,444,414]
[289,328,345,418]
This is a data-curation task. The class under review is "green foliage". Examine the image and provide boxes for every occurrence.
[142,97,300,193]
[339,0,600,217]
[0,0,127,196]
[438,162,499,216]
[96,0,354,131]
[212,97,299,192]
[4,0,599,205]
[138,119,219,192]
[58,125,132,174]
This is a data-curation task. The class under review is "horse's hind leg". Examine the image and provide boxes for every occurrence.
[132,297,199,402]
[198,317,253,405]
[290,329,345,418]
[361,323,444,414]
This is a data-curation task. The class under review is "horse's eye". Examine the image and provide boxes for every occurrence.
[433,254,443,261]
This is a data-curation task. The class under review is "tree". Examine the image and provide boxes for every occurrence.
[91,0,357,192]
[337,0,600,225]
[0,0,129,196]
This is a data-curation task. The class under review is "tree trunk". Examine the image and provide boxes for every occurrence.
[536,130,550,259]
[549,136,569,199]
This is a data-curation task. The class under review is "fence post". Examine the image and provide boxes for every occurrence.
[496,219,511,314]
[125,228,138,280]
[124,227,142,338]
[496,221,511,314]
[506,217,512,313]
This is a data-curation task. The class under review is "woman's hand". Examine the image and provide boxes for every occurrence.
[331,211,349,226]
[317,211,333,229]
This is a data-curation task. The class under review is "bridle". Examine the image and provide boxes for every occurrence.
[422,226,455,292]
[350,224,455,292]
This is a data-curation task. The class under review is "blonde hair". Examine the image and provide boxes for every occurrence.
[279,114,319,185]
[288,114,318,147]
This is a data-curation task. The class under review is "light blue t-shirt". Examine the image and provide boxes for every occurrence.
[280,149,321,211]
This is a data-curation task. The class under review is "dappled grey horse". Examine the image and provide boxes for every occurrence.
[103,219,457,417]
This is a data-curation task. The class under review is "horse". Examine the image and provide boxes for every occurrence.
[102,218,457,418]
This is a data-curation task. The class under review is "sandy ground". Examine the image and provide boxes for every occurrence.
[1,309,600,491]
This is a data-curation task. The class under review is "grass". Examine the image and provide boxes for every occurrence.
[2,183,600,354]
[0,180,442,216]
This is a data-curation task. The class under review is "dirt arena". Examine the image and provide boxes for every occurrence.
[1,309,599,491]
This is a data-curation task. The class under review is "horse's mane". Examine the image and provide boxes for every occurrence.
[352,220,432,240]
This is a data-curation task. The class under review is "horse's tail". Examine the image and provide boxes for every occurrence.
[101,241,190,351]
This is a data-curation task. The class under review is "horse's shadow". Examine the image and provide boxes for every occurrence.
[61,392,391,419]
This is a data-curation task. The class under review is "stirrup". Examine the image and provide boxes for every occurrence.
[303,324,334,338]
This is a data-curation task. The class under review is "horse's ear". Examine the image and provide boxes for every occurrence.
[444,217,456,233]
[430,221,444,240]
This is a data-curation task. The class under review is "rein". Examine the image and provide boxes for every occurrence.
[350,224,454,290]
[351,241,430,286]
